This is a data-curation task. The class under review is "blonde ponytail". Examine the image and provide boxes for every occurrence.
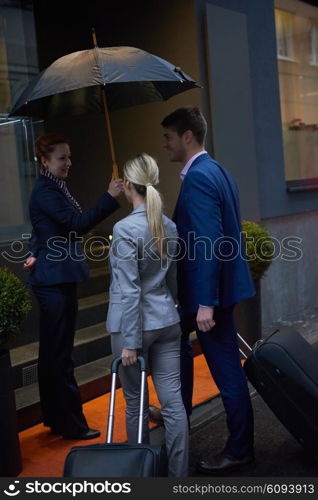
[123,153,167,258]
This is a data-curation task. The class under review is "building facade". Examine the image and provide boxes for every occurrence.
[1,0,318,342]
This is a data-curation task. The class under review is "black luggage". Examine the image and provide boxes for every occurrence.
[63,356,168,477]
[238,328,318,459]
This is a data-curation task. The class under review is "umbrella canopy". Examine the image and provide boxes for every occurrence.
[9,45,201,177]
[9,46,200,117]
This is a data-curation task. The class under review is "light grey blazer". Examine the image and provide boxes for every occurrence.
[106,204,180,349]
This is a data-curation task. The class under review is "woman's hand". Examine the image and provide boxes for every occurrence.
[108,176,124,199]
[24,256,37,271]
[121,348,137,366]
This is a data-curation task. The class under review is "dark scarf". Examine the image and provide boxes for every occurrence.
[40,170,82,213]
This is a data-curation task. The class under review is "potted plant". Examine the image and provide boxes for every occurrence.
[0,266,32,476]
[241,220,274,282]
[234,221,274,347]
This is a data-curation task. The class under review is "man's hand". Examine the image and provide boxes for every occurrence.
[108,176,124,199]
[121,348,137,366]
[24,256,37,271]
[196,306,215,332]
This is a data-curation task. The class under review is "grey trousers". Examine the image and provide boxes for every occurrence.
[111,323,189,477]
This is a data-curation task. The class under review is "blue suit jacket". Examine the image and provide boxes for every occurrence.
[28,175,119,286]
[173,153,255,311]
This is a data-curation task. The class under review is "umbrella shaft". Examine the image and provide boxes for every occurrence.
[101,89,118,179]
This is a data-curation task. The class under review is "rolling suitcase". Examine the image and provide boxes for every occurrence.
[238,328,318,459]
[63,356,168,477]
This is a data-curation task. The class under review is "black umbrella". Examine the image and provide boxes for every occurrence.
[9,31,200,177]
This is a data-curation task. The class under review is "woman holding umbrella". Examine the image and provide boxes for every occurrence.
[24,133,123,440]
[107,153,189,476]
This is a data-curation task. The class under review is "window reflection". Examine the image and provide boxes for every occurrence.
[275,2,318,189]
[310,24,318,66]
[0,1,43,242]
[0,117,43,242]
[275,9,294,60]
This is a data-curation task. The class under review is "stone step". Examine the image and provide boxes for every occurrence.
[10,322,111,390]
[18,271,110,350]
[11,290,111,393]
[77,267,110,298]
[77,291,109,329]
[15,333,201,432]
[15,353,115,432]
[85,243,110,270]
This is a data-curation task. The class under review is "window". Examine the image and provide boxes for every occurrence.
[275,9,294,60]
[0,116,42,242]
[310,24,318,65]
[275,2,318,190]
[0,1,43,242]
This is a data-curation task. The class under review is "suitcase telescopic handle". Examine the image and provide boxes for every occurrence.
[237,333,266,358]
[111,355,146,373]
[107,355,147,445]
[237,332,252,359]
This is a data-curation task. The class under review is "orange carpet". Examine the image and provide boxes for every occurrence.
[18,354,218,477]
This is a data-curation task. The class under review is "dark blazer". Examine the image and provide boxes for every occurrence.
[173,153,255,312]
[28,175,119,286]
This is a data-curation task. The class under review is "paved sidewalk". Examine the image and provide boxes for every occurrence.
[188,393,318,477]
[151,324,318,477]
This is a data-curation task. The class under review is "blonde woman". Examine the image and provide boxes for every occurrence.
[106,153,188,477]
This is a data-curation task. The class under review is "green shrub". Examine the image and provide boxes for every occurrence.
[0,267,32,348]
[241,220,274,281]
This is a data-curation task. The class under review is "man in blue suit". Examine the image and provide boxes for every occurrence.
[161,107,255,473]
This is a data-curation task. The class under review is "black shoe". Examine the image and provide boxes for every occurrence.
[62,428,101,440]
[196,450,254,475]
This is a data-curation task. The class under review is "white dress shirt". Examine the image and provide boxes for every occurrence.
[180,150,207,180]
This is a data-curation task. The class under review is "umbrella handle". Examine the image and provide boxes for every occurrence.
[111,162,119,180]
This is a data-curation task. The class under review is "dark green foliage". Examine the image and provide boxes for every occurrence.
[0,267,32,347]
[241,221,274,282]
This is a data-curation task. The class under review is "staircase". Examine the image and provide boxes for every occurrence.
[12,246,116,431]
[12,245,201,431]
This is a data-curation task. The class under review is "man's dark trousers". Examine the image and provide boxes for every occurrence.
[179,305,254,458]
